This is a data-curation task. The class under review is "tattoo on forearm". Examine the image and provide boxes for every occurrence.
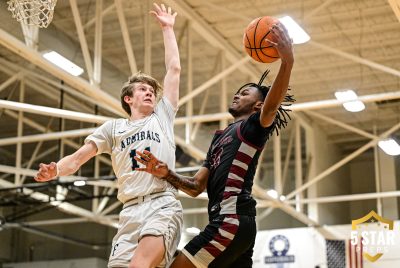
[163,170,198,192]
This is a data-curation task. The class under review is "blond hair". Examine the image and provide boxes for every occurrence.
[120,71,163,115]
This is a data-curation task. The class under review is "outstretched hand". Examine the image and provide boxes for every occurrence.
[35,162,57,182]
[266,22,294,64]
[150,3,177,28]
[134,150,169,179]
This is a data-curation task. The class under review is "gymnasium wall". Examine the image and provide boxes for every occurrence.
[317,125,350,224]
[377,150,398,219]
[256,208,307,230]
[306,123,351,225]
[349,150,399,221]
[349,159,378,219]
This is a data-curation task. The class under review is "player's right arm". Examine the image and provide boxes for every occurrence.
[34,141,98,182]
[134,150,209,197]
[161,167,209,197]
[260,23,293,128]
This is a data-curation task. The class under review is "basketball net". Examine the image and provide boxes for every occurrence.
[7,0,58,28]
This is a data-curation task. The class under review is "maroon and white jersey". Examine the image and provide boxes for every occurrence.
[203,112,274,219]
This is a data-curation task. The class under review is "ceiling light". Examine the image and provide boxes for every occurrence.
[186,227,201,235]
[73,180,86,187]
[378,138,400,156]
[334,89,365,112]
[342,101,365,112]
[335,89,358,101]
[42,51,84,76]
[279,195,286,201]
[278,16,310,44]
[267,189,279,199]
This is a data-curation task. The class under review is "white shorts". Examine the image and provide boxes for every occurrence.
[108,192,183,268]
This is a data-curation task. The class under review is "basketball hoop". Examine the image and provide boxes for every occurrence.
[7,0,58,28]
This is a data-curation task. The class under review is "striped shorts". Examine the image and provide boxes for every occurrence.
[182,214,256,268]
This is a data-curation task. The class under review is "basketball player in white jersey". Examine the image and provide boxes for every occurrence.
[34,3,182,268]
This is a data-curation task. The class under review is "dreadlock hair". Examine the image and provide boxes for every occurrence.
[237,70,295,137]
[120,71,163,116]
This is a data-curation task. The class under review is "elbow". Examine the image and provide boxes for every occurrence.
[190,183,206,197]
[189,189,203,198]
[188,191,199,197]
[170,64,181,73]
[168,60,181,73]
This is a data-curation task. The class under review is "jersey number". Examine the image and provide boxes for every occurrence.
[130,147,150,170]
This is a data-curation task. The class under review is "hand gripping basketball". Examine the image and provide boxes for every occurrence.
[267,23,294,64]
[134,150,169,178]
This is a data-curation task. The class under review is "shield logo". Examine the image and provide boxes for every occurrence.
[351,210,394,262]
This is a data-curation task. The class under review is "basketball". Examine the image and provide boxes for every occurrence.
[243,16,280,63]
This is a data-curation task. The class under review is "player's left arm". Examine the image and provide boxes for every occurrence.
[151,3,180,108]
[260,22,294,128]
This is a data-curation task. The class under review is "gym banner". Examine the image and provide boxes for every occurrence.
[253,227,326,268]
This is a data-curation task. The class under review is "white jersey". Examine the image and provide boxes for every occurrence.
[85,96,178,203]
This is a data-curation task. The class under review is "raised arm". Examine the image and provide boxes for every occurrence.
[134,150,209,197]
[35,142,97,182]
[260,22,294,128]
[151,3,181,108]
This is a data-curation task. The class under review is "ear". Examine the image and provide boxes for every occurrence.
[124,95,132,105]
[254,100,263,111]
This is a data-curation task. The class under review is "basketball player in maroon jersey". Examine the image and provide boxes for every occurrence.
[135,22,294,268]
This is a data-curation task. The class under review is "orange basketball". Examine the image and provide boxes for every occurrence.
[243,16,280,63]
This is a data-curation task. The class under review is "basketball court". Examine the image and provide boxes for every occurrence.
[0,0,400,267]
